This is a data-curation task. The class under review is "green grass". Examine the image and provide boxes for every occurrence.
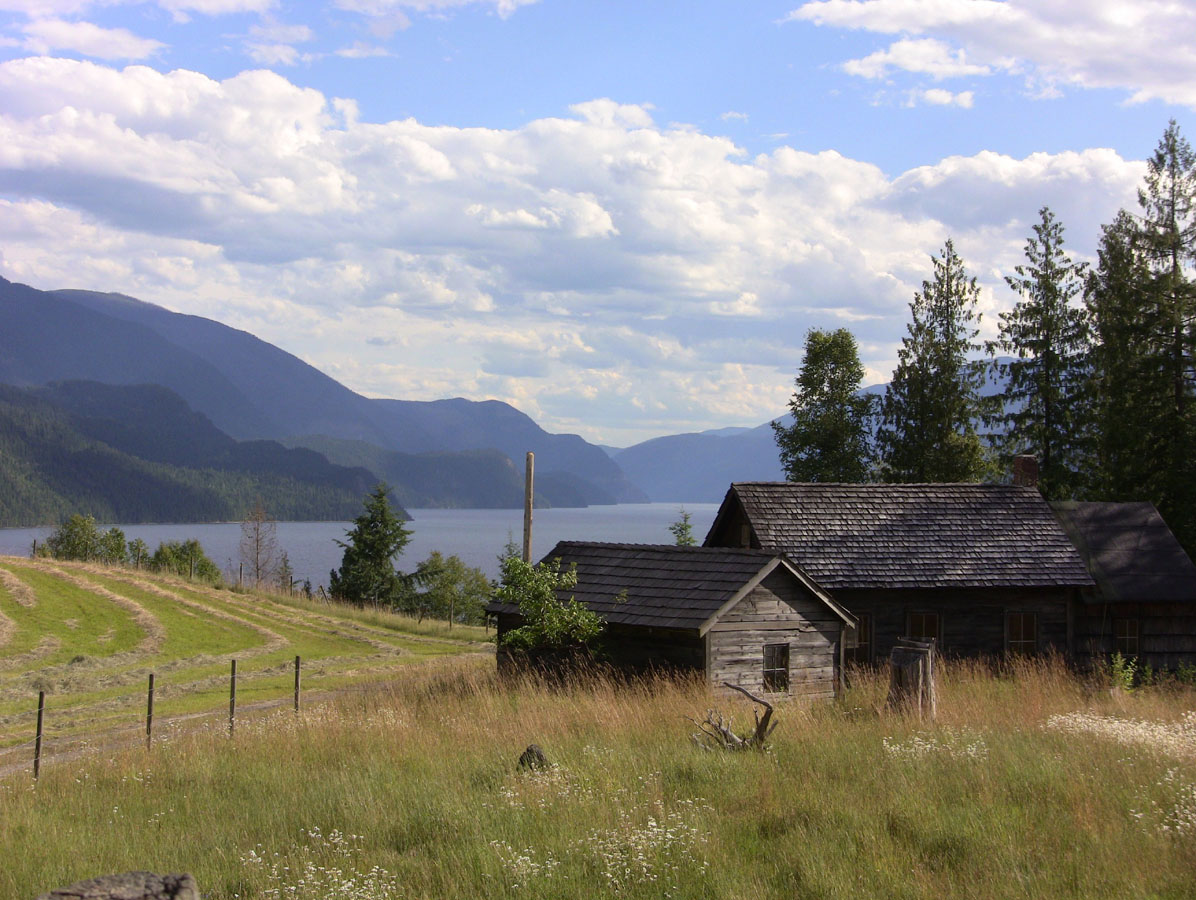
[0,556,489,746]
[1,658,1194,899]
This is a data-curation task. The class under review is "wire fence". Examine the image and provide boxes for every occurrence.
[1,655,304,780]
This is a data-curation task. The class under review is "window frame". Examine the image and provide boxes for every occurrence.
[762,642,790,693]
[847,612,873,664]
[1113,618,1140,656]
[907,611,941,644]
[1005,610,1039,655]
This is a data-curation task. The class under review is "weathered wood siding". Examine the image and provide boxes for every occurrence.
[831,587,1074,661]
[1075,601,1196,669]
[706,570,841,700]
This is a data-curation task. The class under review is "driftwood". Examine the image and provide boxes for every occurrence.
[887,637,937,720]
[690,683,777,751]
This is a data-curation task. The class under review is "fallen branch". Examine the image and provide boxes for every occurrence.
[690,683,777,751]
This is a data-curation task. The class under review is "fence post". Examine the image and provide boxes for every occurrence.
[30,539,37,559]
[146,673,155,750]
[238,563,243,587]
[33,691,45,781]
[294,655,301,713]
[229,659,237,736]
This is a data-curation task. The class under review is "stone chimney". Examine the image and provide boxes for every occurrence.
[1012,454,1039,488]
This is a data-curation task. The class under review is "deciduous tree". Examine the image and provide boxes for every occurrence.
[239,498,279,587]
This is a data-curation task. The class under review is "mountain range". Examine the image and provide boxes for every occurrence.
[0,276,650,522]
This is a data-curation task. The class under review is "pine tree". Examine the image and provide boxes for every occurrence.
[773,328,875,482]
[669,508,697,545]
[329,484,413,608]
[877,240,989,483]
[1086,211,1161,501]
[991,207,1090,499]
[1137,120,1196,548]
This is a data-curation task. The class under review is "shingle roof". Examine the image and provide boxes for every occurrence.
[487,542,803,632]
[707,482,1093,590]
[1052,501,1196,604]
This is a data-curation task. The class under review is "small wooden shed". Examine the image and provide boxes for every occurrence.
[487,542,855,699]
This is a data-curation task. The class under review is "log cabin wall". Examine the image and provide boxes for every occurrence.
[705,570,841,700]
[1074,601,1196,669]
[833,587,1074,661]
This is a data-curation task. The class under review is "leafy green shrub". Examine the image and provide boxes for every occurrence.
[495,555,602,654]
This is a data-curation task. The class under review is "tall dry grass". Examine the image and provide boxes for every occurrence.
[2,655,1194,900]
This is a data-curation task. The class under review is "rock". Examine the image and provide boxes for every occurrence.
[36,871,199,900]
[517,743,549,770]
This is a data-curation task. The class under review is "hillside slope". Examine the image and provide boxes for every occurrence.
[1,277,644,505]
[0,383,384,526]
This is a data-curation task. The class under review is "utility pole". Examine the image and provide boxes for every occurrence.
[523,451,534,563]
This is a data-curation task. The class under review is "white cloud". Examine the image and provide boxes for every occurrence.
[333,0,538,20]
[720,110,749,122]
[909,88,973,108]
[21,19,165,60]
[843,38,989,80]
[0,57,1146,443]
[788,0,1196,108]
[336,41,391,58]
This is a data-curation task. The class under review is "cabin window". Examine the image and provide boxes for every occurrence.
[907,611,940,644]
[1006,611,1038,655]
[847,613,872,663]
[763,643,789,692]
[1113,618,1139,656]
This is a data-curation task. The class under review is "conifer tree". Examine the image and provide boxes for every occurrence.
[990,207,1090,499]
[329,484,413,608]
[773,328,875,482]
[1086,211,1160,501]
[877,240,989,483]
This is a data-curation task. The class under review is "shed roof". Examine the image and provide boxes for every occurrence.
[1051,501,1196,604]
[706,482,1093,591]
[486,541,850,633]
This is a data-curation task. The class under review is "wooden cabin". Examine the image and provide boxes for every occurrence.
[487,542,855,699]
[1053,501,1196,669]
[704,482,1095,661]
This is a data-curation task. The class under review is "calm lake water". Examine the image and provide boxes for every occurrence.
[0,503,719,588]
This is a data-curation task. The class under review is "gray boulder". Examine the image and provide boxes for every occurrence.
[36,871,199,900]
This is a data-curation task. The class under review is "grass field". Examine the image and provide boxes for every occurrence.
[0,556,490,753]
[1,640,1194,899]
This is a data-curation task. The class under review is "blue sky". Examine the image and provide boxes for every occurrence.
[0,1,1193,445]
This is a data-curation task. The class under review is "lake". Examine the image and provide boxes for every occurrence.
[0,503,720,587]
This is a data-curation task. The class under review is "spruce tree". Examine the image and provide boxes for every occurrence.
[1086,211,1160,501]
[991,207,1090,499]
[329,484,413,608]
[877,240,989,483]
[773,328,875,482]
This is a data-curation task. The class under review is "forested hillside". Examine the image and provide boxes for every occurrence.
[0,384,384,526]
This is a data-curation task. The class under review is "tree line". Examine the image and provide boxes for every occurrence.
[773,121,1196,552]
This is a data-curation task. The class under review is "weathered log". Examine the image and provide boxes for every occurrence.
[690,683,777,751]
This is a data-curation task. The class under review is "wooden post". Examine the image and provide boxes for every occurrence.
[229,659,237,736]
[33,691,44,781]
[30,539,37,559]
[523,451,534,563]
[146,673,155,750]
[189,553,195,581]
[887,637,936,720]
[238,562,243,587]
[294,655,301,713]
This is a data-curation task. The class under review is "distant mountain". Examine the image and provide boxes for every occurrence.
[286,435,601,508]
[611,421,787,503]
[0,383,384,527]
[612,366,1011,503]
[0,276,645,507]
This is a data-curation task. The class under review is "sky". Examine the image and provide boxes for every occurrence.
[0,1,1193,447]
